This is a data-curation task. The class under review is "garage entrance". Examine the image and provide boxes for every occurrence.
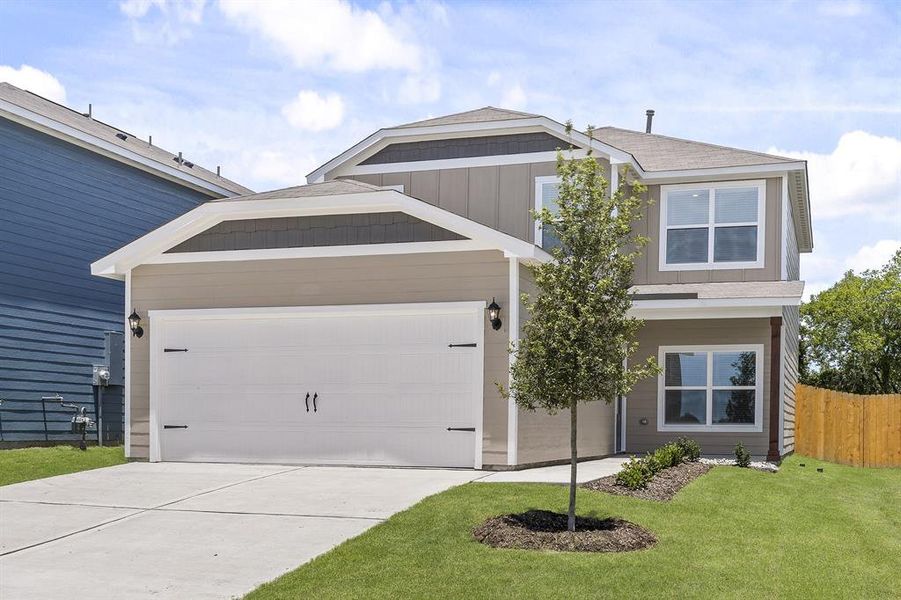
[149,303,484,468]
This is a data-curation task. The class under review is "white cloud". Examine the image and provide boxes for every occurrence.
[0,65,66,103]
[501,83,527,110]
[119,0,206,44]
[281,90,345,131]
[844,239,901,273]
[397,74,441,105]
[768,131,901,219]
[817,0,870,17]
[218,0,422,72]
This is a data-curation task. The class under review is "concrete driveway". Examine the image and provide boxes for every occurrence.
[0,462,481,599]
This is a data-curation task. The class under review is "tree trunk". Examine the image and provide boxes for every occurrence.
[568,400,578,532]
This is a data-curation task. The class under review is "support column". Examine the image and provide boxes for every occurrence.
[507,256,520,466]
[767,316,783,462]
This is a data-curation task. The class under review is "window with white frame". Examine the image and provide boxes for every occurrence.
[660,181,765,270]
[657,345,764,432]
[534,175,561,249]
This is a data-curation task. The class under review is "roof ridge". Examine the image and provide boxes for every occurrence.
[595,125,797,163]
[395,105,540,129]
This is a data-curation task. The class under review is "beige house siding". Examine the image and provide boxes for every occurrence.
[782,305,800,453]
[340,159,611,245]
[625,318,772,456]
[128,251,512,465]
[513,263,616,465]
[631,178,783,285]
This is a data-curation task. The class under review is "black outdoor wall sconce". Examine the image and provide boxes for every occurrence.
[128,310,144,338]
[487,298,502,331]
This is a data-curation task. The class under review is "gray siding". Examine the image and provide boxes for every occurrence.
[360,133,569,165]
[167,213,464,253]
[0,117,211,443]
[633,178,783,285]
[625,318,772,456]
[785,189,800,280]
[129,251,512,466]
[782,305,800,453]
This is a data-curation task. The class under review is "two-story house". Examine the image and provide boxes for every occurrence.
[92,107,811,468]
[0,83,251,446]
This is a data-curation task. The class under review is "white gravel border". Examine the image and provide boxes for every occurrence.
[699,458,779,473]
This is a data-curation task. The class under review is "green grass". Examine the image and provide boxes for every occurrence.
[0,445,126,486]
[248,456,901,600]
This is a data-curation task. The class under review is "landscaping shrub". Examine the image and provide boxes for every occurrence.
[676,437,701,461]
[734,442,752,468]
[615,456,654,489]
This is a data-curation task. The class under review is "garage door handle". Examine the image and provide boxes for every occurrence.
[164,348,189,353]
[448,343,477,348]
[447,427,475,432]
[164,425,188,429]
[312,392,318,412]
[305,392,310,412]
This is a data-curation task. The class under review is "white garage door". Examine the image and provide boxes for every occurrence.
[149,303,484,468]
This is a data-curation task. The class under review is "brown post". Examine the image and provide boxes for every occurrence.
[767,316,783,462]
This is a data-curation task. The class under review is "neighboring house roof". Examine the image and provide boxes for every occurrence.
[396,106,541,129]
[0,82,252,197]
[211,179,381,203]
[594,126,798,172]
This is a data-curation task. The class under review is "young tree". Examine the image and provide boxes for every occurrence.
[801,249,901,394]
[507,125,658,532]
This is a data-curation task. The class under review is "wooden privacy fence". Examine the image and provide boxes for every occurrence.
[795,384,901,467]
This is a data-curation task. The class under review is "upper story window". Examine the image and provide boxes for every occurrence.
[534,175,561,249]
[657,344,764,432]
[660,180,765,271]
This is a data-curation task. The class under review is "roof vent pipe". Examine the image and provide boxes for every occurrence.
[216,166,221,176]
[645,109,655,133]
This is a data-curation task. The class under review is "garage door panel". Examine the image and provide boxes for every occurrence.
[155,305,481,468]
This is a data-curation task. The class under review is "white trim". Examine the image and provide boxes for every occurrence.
[507,257,520,466]
[0,101,241,198]
[148,302,486,468]
[92,189,551,279]
[307,116,637,183]
[146,240,495,265]
[620,396,627,452]
[123,270,132,458]
[641,162,808,182]
[381,184,405,193]
[659,180,766,271]
[339,150,593,177]
[631,305,785,321]
[656,344,765,433]
[533,175,560,248]
[781,175,789,280]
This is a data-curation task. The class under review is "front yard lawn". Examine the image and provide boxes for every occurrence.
[248,455,900,600]
[0,445,126,486]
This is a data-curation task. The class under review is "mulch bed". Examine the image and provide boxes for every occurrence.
[473,509,657,553]
[582,461,712,502]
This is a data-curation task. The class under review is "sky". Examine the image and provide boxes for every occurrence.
[0,0,898,298]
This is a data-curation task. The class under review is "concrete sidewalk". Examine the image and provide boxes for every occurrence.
[478,456,630,484]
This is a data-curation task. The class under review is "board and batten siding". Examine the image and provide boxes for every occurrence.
[625,318,772,456]
[0,117,211,443]
[633,178,783,285]
[782,305,800,453]
[514,263,616,464]
[128,251,513,466]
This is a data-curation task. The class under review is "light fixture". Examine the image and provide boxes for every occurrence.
[128,310,144,338]
[487,298,502,331]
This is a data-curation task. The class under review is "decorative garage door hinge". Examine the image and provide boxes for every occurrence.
[163,425,188,429]
[447,427,476,432]
[163,348,189,352]
[448,343,477,348]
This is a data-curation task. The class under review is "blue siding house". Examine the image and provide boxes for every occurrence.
[0,83,251,445]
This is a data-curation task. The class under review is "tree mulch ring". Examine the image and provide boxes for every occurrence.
[582,461,712,502]
[473,509,657,553]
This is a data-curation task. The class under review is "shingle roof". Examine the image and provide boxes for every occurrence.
[396,106,540,129]
[211,179,383,202]
[594,126,798,172]
[0,82,252,196]
[630,281,804,300]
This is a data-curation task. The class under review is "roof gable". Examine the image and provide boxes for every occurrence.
[396,106,540,129]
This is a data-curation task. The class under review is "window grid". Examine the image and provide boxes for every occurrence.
[660,180,765,271]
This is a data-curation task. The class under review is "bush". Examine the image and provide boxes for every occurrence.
[734,442,752,468]
[649,442,684,470]
[676,437,701,461]
[615,456,653,489]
